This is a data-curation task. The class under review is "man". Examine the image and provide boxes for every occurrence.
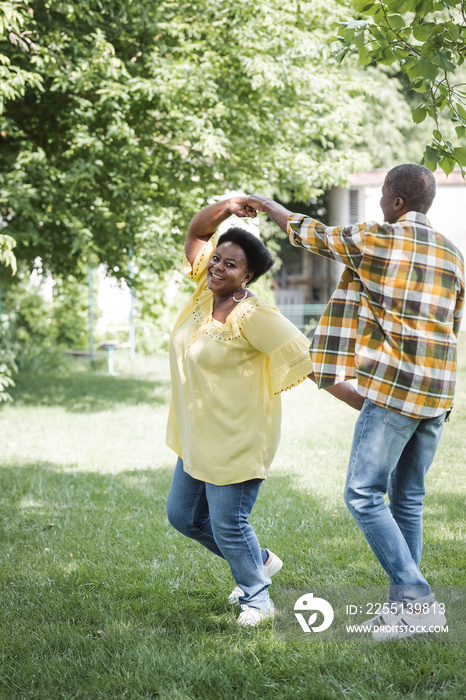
[241,164,464,640]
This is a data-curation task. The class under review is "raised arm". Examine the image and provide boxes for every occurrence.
[242,194,367,271]
[186,196,253,266]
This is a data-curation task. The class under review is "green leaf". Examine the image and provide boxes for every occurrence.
[444,22,460,42]
[386,15,405,30]
[413,23,437,42]
[421,154,437,172]
[435,95,449,110]
[455,126,466,139]
[352,0,376,12]
[453,148,466,167]
[411,80,430,94]
[416,58,439,80]
[402,55,418,71]
[412,106,427,123]
[354,30,367,48]
[455,103,466,121]
[338,26,355,41]
[425,145,442,164]
[358,45,373,66]
[440,156,456,176]
[386,0,411,10]
[434,52,456,73]
[369,26,387,43]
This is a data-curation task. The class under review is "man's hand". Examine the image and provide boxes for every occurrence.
[227,195,258,219]
[239,194,272,215]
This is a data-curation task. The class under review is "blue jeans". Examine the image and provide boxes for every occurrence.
[166,457,272,612]
[344,400,447,601]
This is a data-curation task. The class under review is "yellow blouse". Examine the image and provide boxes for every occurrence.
[166,232,314,485]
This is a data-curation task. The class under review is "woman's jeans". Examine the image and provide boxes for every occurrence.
[344,400,447,602]
[166,457,272,612]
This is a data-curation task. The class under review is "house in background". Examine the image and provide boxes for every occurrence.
[330,169,466,253]
[274,169,466,332]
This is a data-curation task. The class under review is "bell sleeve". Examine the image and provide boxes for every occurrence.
[240,301,314,394]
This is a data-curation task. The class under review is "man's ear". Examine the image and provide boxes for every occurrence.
[394,196,405,212]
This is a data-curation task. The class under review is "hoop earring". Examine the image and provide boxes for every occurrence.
[232,287,248,302]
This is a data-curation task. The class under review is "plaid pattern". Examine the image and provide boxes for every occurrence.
[288,211,465,418]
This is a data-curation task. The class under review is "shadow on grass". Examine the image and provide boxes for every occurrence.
[2,462,465,699]
[9,371,171,412]
[1,462,463,589]
[0,463,463,700]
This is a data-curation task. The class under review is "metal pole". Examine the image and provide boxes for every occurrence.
[107,344,115,375]
[88,264,94,366]
[128,249,135,360]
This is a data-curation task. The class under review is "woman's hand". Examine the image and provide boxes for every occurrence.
[227,196,258,218]
[186,196,257,266]
[325,381,365,411]
[309,373,365,411]
[238,194,272,215]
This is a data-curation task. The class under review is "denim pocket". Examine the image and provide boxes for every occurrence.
[382,409,415,431]
[435,411,448,426]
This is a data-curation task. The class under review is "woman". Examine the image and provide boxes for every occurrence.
[166,196,362,627]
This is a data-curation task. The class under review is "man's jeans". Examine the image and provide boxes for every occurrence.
[344,400,447,602]
[166,457,272,612]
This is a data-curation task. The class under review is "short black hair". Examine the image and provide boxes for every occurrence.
[217,227,274,284]
[385,164,436,213]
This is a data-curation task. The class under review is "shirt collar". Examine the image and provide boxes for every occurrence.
[396,211,431,227]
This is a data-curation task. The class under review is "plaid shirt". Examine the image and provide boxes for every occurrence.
[287,211,465,418]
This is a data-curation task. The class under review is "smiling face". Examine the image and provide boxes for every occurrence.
[206,242,253,298]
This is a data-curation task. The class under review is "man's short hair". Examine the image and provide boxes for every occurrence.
[385,164,436,214]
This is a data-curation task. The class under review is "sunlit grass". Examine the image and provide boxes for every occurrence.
[0,338,465,699]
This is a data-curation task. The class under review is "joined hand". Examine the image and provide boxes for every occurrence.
[239,194,271,216]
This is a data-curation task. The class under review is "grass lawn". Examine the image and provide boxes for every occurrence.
[1,337,465,700]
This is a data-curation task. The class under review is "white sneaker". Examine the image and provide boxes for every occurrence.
[227,548,283,604]
[371,596,447,641]
[237,604,274,627]
[263,548,283,577]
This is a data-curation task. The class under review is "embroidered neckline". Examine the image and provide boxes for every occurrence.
[192,288,260,341]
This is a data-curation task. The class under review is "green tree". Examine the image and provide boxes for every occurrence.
[334,0,466,174]
[1,0,418,283]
